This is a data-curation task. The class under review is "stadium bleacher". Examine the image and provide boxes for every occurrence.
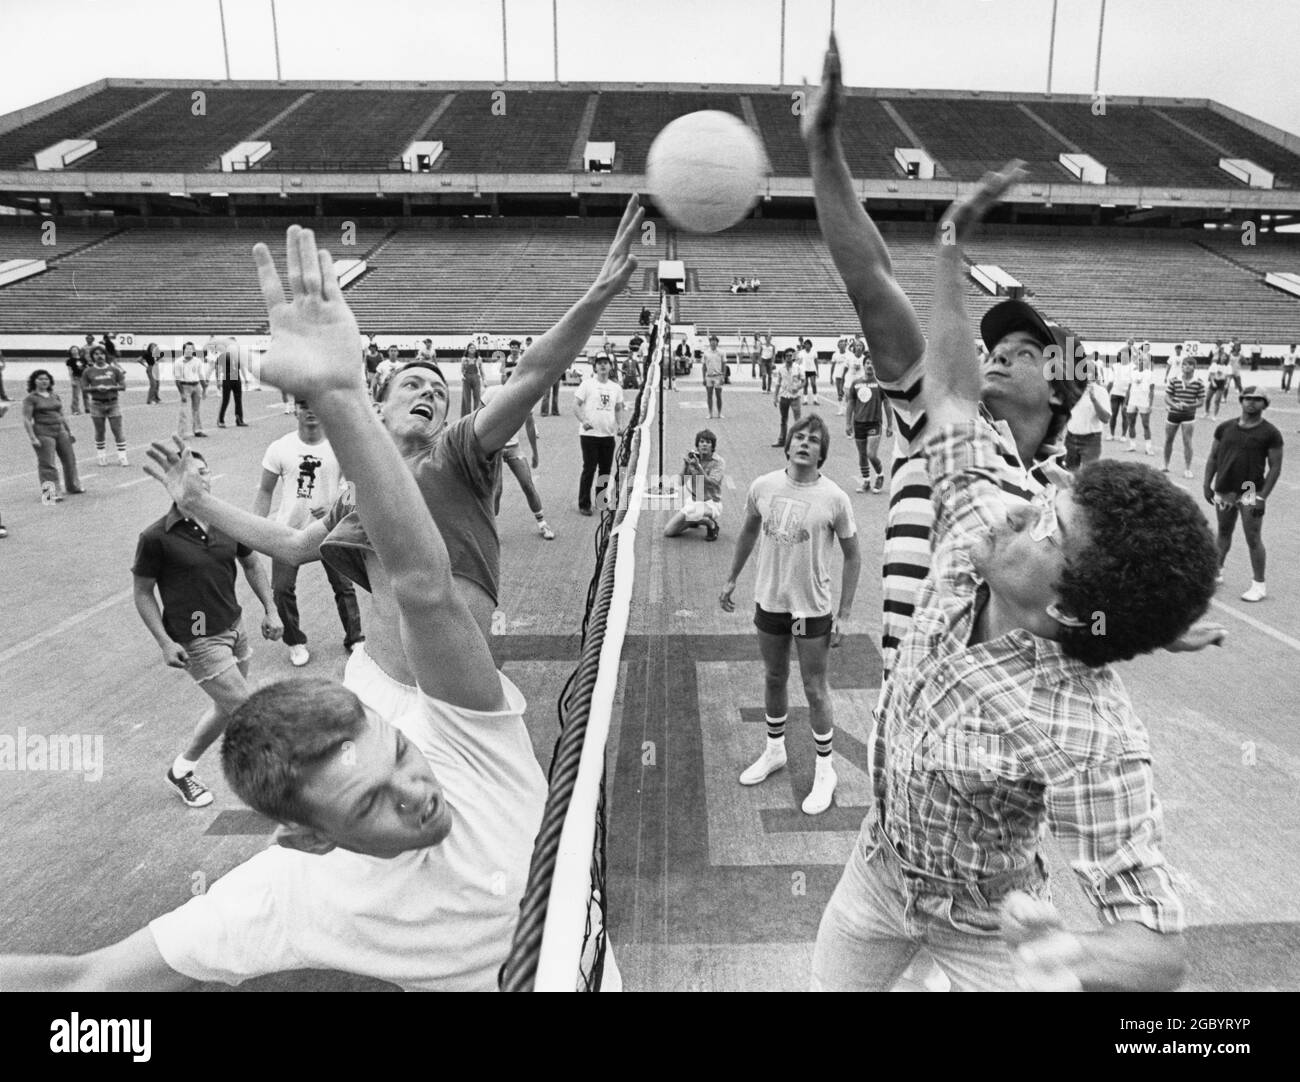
[588,91,746,174]
[0,88,163,169]
[427,91,591,173]
[78,89,304,172]
[259,90,446,171]
[888,100,1073,182]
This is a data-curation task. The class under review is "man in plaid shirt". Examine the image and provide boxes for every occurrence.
[811,166,1220,992]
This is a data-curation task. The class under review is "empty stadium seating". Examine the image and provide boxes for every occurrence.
[427,92,590,173]
[0,220,389,334]
[587,92,746,174]
[5,85,1299,191]
[0,88,164,169]
[889,100,1073,182]
[82,89,304,172]
[344,218,666,333]
[1169,107,1300,187]
[1028,103,1235,188]
[259,91,446,171]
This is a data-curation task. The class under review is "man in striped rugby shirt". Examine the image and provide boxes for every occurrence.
[802,33,1225,684]
[1163,355,1207,479]
[811,164,1220,993]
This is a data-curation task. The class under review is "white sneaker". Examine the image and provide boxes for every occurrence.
[739,743,787,785]
[1127,439,1136,452]
[1144,442,1153,456]
[836,405,845,415]
[96,450,108,466]
[538,521,555,540]
[117,451,129,467]
[855,477,867,493]
[1215,571,1224,585]
[284,404,294,414]
[1183,468,1194,479]
[802,762,838,815]
[289,644,310,666]
[1241,582,1267,603]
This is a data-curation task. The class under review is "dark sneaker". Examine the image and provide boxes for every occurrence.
[167,768,214,808]
[705,522,719,542]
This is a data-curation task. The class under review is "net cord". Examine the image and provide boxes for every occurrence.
[499,300,667,991]
[532,326,662,991]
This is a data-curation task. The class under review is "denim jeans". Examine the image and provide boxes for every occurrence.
[811,817,1049,991]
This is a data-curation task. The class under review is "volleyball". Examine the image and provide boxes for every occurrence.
[646,110,767,233]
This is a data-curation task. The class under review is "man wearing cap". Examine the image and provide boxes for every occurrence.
[1204,387,1283,603]
[811,161,1217,995]
[802,36,1224,688]
[416,338,436,363]
[701,334,725,419]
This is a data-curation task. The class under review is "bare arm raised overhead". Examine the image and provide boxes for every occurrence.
[803,33,926,383]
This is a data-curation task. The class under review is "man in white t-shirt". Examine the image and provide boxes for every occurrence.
[255,400,363,667]
[1064,372,1111,470]
[830,336,853,414]
[719,414,861,815]
[0,221,646,992]
[574,354,625,516]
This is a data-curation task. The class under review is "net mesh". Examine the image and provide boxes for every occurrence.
[499,309,664,992]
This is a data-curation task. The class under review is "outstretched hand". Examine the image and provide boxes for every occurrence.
[590,196,644,301]
[143,436,207,513]
[938,160,1027,247]
[251,225,366,401]
[800,31,843,146]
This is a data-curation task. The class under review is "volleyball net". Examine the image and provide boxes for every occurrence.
[499,295,668,992]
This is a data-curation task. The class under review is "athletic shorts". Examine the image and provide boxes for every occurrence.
[183,622,251,683]
[1167,410,1197,425]
[753,605,832,639]
[704,375,723,388]
[853,425,881,440]
[681,499,721,524]
[1213,490,1265,514]
[88,399,122,418]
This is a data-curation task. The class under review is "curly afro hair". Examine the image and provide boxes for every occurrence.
[1054,460,1218,667]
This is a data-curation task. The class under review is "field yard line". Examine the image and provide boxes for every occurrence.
[0,588,133,666]
[1209,598,1300,652]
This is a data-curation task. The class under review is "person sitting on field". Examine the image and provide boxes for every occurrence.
[0,221,636,992]
[664,428,725,541]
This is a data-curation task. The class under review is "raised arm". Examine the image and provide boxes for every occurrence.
[803,34,926,383]
[253,226,502,710]
[926,163,1025,430]
[474,196,644,452]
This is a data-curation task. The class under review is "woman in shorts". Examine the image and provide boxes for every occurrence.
[1124,353,1156,454]
[1205,353,1231,417]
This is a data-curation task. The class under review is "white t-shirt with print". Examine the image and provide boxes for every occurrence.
[574,377,624,437]
[262,432,345,529]
[745,469,856,618]
[148,651,547,992]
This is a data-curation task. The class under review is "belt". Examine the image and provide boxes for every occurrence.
[875,821,1046,906]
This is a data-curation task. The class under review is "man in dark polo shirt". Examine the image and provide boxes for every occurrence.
[1204,386,1284,603]
[132,451,282,808]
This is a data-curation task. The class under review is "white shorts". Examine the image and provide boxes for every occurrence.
[681,499,721,523]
